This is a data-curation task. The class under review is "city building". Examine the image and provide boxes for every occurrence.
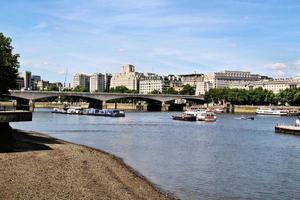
[31,75,41,90]
[72,73,90,90]
[229,78,300,94]
[89,73,105,92]
[195,81,213,95]
[110,64,141,91]
[104,73,112,92]
[37,80,49,90]
[205,70,272,89]
[139,73,165,94]
[178,73,204,87]
[20,71,31,90]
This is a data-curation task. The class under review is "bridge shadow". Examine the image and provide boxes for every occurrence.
[10,129,63,153]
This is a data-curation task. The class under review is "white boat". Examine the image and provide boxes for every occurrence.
[255,107,288,116]
[184,109,217,122]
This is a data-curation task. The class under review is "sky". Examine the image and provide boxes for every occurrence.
[1,0,300,83]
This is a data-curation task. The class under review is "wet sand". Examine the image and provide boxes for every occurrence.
[0,129,174,200]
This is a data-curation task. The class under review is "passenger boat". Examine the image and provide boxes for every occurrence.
[172,114,197,121]
[275,118,300,135]
[255,107,288,116]
[184,109,217,122]
[83,109,125,117]
[52,107,125,117]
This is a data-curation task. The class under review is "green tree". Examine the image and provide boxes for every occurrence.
[73,86,88,92]
[179,84,195,95]
[293,91,300,106]
[47,84,59,91]
[110,86,130,93]
[0,33,19,95]
[164,87,178,94]
[150,90,161,94]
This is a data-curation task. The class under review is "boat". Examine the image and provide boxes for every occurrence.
[214,108,224,113]
[172,114,197,121]
[52,107,125,117]
[83,109,125,117]
[185,109,217,122]
[255,107,288,116]
[204,112,217,122]
[236,116,255,120]
[275,117,300,135]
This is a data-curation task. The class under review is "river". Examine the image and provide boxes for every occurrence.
[11,109,300,200]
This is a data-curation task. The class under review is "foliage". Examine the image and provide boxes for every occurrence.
[109,86,137,93]
[0,33,19,95]
[164,87,178,94]
[179,84,195,95]
[150,90,161,94]
[205,87,300,106]
[47,84,59,91]
[73,86,88,92]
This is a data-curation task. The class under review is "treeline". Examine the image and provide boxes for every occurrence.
[204,87,300,106]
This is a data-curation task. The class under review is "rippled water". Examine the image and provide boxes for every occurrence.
[12,109,300,200]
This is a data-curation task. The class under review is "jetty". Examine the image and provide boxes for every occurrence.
[275,125,300,135]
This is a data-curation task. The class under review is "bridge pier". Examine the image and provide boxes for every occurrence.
[29,100,35,112]
[102,101,107,109]
[161,102,170,112]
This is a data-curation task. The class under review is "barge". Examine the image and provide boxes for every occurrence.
[172,114,196,121]
[52,108,125,117]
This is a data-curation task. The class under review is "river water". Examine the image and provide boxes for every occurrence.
[12,109,300,200]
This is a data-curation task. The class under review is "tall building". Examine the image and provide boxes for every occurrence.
[110,64,141,91]
[20,71,31,90]
[89,73,105,92]
[31,75,41,90]
[104,73,112,92]
[72,73,90,90]
[139,73,164,94]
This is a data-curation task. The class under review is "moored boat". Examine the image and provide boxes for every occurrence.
[185,109,217,122]
[172,114,197,121]
[256,107,288,116]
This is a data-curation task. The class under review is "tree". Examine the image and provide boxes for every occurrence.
[73,86,88,92]
[0,33,19,95]
[179,84,195,95]
[47,84,59,91]
[110,86,130,93]
[150,90,161,94]
[164,87,178,94]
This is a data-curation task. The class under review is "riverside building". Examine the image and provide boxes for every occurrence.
[139,73,165,94]
[229,78,300,94]
[89,73,105,92]
[110,64,141,91]
[72,73,90,90]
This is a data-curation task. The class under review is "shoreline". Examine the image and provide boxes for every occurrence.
[0,129,176,200]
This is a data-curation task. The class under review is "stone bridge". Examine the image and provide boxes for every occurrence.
[7,90,205,111]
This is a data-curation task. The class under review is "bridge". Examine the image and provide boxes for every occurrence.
[7,90,205,111]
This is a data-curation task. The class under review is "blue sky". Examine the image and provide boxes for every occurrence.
[1,0,300,82]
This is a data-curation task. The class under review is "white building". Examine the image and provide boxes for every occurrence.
[195,81,213,95]
[139,74,164,94]
[72,73,90,90]
[228,78,300,94]
[89,73,105,92]
[110,64,141,91]
[205,70,272,89]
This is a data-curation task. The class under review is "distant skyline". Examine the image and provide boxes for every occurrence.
[1,0,300,82]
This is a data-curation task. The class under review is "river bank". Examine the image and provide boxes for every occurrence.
[0,129,174,200]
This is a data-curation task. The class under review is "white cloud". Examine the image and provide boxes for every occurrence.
[33,22,47,29]
[270,62,287,70]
